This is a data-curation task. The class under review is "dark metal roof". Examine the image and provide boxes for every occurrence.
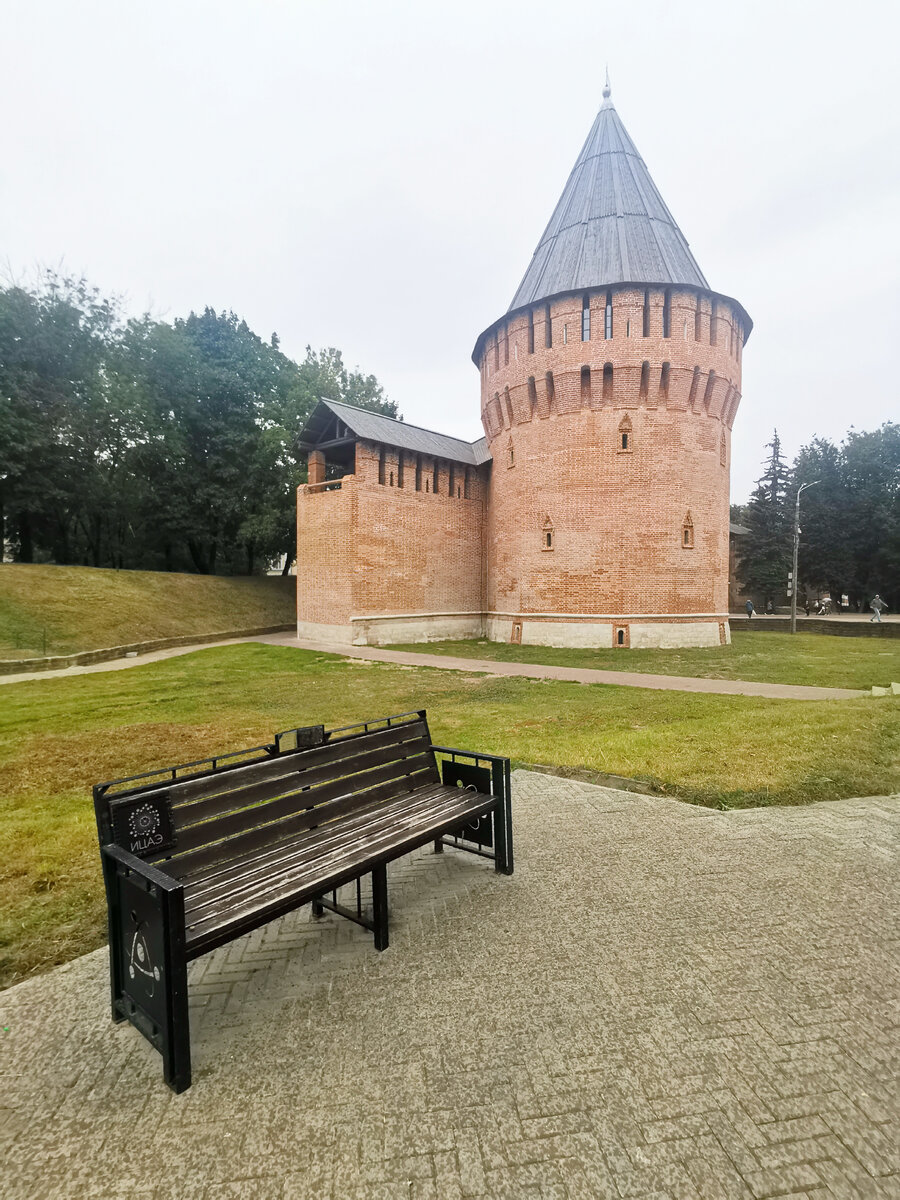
[509,92,708,310]
[730,522,751,536]
[298,399,491,467]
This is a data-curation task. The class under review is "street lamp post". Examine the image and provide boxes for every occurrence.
[790,480,820,634]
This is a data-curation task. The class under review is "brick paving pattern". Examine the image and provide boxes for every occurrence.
[2,772,898,1198]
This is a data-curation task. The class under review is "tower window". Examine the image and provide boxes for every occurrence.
[626,319,631,338]
[415,455,422,491]
[544,305,552,348]
[660,361,670,400]
[683,319,689,340]
[642,290,650,337]
[528,310,535,354]
[703,369,716,411]
[542,518,554,551]
[694,296,702,342]
[545,370,555,412]
[397,453,404,489]
[688,366,701,408]
[618,414,633,453]
[464,467,472,498]
[563,323,568,345]
[720,429,727,466]
[527,375,537,415]
[504,326,509,366]
[709,301,717,347]
[662,290,671,338]
[682,512,694,548]
[580,365,591,404]
[582,295,591,342]
[604,291,613,339]
[494,336,500,371]
[378,448,386,485]
[432,459,439,494]
[389,470,394,487]
[507,439,515,468]
[602,362,613,402]
[504,386,513,427]
[448,464,454,497]
[639,360,650,400]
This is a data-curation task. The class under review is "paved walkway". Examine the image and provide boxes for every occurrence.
[0,632,867,699]
[3,772,898,1199]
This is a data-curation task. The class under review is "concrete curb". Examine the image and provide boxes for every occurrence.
[0,624,295,676]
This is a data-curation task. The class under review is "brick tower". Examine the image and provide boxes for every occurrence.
[473,78,751,649]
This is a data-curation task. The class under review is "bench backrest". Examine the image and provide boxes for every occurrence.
[94,711,438,882]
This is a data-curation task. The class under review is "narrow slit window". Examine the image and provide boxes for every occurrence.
[504,386,513,427]
[494,336,500,371]
[703,369,716,411]
[378,448,386,485]
[660,361,670,400]
[528,310,535,354]
[580,365,591,404]
[396,453,404,489]
[642,289,651,337]
[503,326,509,366]
[639,360,650,400]
[432,460,439,494]
[448,464,454,497]
[542,519,554,551]
[527,375,537,415]
[563,323,568,344]
[682,512,694,548]
[415,455,422,491]
[464,467,472,498]
[688,366,701,408]
[618,415,633,452]
[720,429,727,466]
[544,304,552,348]
[683,318,689,340]
[389,470,394,487]
[694,296,702,342]
[709,301,717,347]
[602,362,613,402]
[604,291,613,339]
[662,290,671,338]
[581,294,591,341]
[507,440,515,468]
[626,319,631,338]
[545,370,555,411]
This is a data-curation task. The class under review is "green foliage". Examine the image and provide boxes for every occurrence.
[737,430,792,605]
[0,272,394,573]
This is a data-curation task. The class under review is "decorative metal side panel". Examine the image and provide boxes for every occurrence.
[110,794,176,857]
[114,871,170,1045]
[441,761,493,848]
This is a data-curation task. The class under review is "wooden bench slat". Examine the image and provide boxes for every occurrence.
[151,751,436,864]
[182,783,466,921]
[184,787,495,950]
[161,763,437,879]
[172,733,435,834]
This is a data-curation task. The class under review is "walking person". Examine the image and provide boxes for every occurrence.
[869,594,888,623]
[745,600,755,619]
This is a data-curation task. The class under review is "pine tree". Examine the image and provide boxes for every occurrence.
[737,430,792,606]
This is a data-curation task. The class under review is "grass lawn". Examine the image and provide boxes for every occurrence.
[1,642,898,989]
[0,563,295,659]
[388,630,900,691]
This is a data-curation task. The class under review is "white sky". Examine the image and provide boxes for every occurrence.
[3,0,899,501]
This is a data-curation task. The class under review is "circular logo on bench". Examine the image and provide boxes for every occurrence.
[128,803,160,840]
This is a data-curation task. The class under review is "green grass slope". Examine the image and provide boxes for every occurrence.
[0,564,295,659]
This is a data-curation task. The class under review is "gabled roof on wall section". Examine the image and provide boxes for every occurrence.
[298,398,491,467]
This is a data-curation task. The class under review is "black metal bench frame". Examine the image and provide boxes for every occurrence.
[93,710,512,1092]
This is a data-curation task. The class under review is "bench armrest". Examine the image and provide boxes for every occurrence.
[101,843,182,893]
[429,744,510,768]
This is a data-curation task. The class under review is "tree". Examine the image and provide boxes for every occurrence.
[736,430,791,605]
[792,437,853,604]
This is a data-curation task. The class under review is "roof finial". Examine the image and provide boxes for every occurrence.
[602,66,611,101]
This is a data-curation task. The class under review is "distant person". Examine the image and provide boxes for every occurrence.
[870,594,887,623]
[804,598,811,616]
[745,600,755,619]
[765,600,774,614]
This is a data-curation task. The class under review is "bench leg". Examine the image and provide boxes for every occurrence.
[311,896,325,918]
[493,798,514,876]
[433,838,444,854]
[371,864,389,951]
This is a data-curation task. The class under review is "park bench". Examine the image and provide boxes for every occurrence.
[93,710,512,1092]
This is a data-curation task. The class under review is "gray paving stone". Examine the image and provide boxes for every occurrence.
[1,772,898,1199]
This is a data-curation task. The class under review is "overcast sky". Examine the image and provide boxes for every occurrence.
[3,0,899,500]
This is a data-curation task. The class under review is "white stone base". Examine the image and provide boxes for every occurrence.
[296,620,354,645]
[350,613,485,646]
[486,614,729,650]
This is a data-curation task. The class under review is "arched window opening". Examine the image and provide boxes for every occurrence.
[504,386,513,427]
[618,414,633,453]
[694,296,702,342]
[660,361,670,400]
[709,301,717,347]
[602,362,614,402]
[662,289,671,338]
[642,289,651,337]
[639,360,650,400]
[682,512,694,548]
[545,370,555,412]
[528,310,535,354]
[544,304,552,349]
[703,369,716,411]
[425,478,430,493]
[688,366,701,408]
[507,439,515,469]
[626,319,631,338]
[580,365,591,404]
[604,291,613,339]
[542,517,554,551]
[389,470,394,487]
[378,448,386,485]
[581,294,591,342]
[527,375,537,416]
[494,391,502,430]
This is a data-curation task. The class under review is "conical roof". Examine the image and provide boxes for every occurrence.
[508,85,709,311]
